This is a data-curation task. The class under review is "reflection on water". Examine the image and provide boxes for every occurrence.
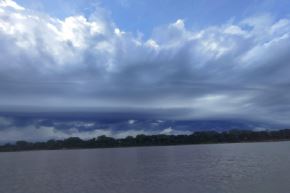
[0,142,290,193]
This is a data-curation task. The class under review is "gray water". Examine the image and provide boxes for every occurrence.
[0,142,290,193]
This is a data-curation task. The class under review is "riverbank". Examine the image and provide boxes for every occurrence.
[1,129,290,152]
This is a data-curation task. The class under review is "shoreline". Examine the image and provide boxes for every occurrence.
[1,138,290,153]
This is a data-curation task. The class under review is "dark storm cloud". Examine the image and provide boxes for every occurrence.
[0,112,276,143]
[0,1,290,142]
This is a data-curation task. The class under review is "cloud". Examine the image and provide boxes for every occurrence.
[128,119,136,124]
[0,0,290,141]
[0,116,12,126]
[0,115,197,143]
[0,126,191,143]
[117,0,130,8]
[0,0,24,10]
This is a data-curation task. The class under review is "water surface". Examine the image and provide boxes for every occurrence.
[0,142,290,193]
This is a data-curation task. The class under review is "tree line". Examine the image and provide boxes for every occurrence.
[1,129,290,152]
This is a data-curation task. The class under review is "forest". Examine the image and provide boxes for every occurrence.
[1,129,290,152]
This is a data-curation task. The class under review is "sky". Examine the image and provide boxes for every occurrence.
[0,0,290,142]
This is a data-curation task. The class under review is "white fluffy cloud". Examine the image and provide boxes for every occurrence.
[0,0,290,127]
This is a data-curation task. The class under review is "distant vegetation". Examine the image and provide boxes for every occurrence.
[1,129,290,152]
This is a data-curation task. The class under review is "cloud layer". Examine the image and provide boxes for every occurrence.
[0,0,290,141]
[0,114,272,143]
